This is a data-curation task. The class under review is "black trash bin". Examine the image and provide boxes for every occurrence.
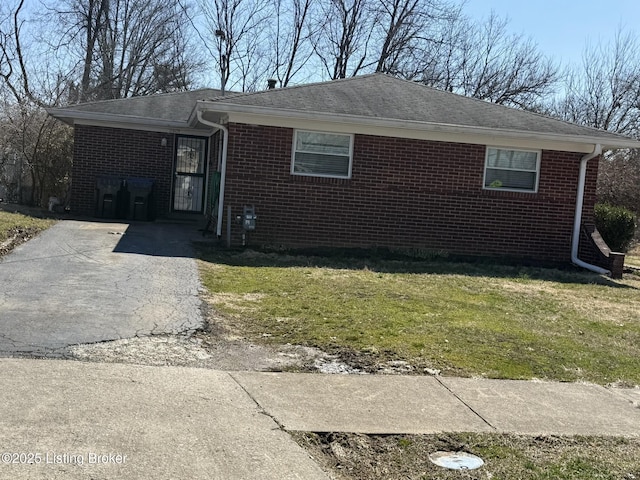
[126,177,155,221]
[96,176,123,218]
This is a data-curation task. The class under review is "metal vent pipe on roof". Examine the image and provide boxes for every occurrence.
[267,79,277,90]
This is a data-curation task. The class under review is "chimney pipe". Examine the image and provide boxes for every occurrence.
[267,79,277,90]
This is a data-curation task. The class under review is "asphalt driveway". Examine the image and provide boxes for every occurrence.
[0,220,203,354]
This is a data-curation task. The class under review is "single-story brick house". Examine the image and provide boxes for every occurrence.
[48,74,640,277]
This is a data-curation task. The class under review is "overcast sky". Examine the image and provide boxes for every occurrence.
[464,0,639,66]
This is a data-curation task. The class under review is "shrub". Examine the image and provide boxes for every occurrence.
[594,203,637,252]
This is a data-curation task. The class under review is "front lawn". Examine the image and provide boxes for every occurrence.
[198,250,640,386]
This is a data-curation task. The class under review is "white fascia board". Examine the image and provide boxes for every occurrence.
[47,108,194,132]
[196,102,640,152]
[72,119,208,136]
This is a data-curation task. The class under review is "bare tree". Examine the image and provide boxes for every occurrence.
[194,0,272,93]
[190,0,461,87]
[597,150,640,216]
[0,1,73,205]
[52,0,196,101]
[413,12,560,109]
[555,30,640,138]
[0,0,35,103]
[269,0,315,87]
[372,0,460,76]
[312,0,374,79]
[49,0,109,102]
[551,30,640,218]
[2,99,73,205]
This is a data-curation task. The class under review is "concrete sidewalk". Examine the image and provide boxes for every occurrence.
[233,372,640,437]
[0,359,638,480]
[0,359,329,480]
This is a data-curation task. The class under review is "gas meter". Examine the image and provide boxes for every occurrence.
[242,205,257,231]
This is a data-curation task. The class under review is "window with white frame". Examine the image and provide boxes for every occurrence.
[292,130,353,178]
[483,147,540,192]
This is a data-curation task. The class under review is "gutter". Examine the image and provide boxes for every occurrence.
[571,144,611,275]
[197,110,228,237]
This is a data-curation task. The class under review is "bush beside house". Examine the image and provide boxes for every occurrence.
[594,203,637,252]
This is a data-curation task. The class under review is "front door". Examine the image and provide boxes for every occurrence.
[173,136,207,213]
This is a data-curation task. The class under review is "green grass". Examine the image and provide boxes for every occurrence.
[198,249,640,385]
[0,211,55,245]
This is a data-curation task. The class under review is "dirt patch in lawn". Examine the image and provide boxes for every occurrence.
[293,432,640,480]
[63,305,333,372]
[197,290,448,375]
[61,300,415,374]
[0,226,42,257]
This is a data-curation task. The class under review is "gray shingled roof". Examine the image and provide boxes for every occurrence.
[52,88,223,123]
[202,74,633,143]
[48,74,639,147]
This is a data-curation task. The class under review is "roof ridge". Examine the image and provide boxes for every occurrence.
[204,73,383,102]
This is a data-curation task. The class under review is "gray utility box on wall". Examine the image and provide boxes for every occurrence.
[242,205,257,230]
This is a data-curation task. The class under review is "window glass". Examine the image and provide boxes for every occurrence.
[484,147,540,192]
[487,149,537,171]
[296,131,351,156]
[293,131,352,178]
[176,137,206,174]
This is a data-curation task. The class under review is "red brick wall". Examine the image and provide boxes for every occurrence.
[223,123,599,264]
[72,125,176,217]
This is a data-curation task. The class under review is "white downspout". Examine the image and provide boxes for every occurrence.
[197,110,228,237]
[571,143,610,275]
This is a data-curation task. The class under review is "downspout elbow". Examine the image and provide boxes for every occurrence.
[571,144,611,276]
[197,110,228,237]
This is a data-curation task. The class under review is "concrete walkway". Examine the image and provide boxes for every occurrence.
[0,221,203,354]
[0,359,638,480]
